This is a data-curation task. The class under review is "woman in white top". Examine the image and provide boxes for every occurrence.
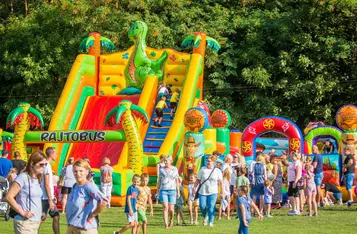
[60,157,76,213]
[287,151,302,216]
[194,155,223,227]
[155,155,166,204]
[157,155,180,229]
[6,151,47,234]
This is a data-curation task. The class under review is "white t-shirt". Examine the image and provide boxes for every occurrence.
[222,163,236,186]
[158,87,169,95]
[63,165,76,188]
[288,160,302,182]
[188,183,198,201]
[41,162,54,200]
[223,179,230,196]
[159,166,179,190]
[198,167,223,195]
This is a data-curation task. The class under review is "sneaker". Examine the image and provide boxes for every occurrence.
[170,116,173,120]
[113,232,119,234]
[265,215,273,218]
[337,199,343,205]
[305,213,312,217]
[209,223,214,227]
[203,217,208,226]
[190,219,193,225]
[227,217,231,220]
[287,210,297,216]
[158,124,162,127]
[347,201,352,208]
[296,210,301,215]
[312,213,318,216]
[194,221,199,225]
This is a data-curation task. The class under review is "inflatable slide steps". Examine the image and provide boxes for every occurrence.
[143,97,176,155]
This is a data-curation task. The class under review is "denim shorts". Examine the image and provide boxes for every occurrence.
[159,189,176,204]
[333,192,342,200]
[345,173,355,190]
[314,172,324,186]
[126,212,138,223]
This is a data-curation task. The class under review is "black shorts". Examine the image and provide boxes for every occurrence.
[287,181,300,197]
[155,108,163,118]
[61,186,72,195]
[230,185,234,196]
[42,199,60,217]
[170,102,177,109]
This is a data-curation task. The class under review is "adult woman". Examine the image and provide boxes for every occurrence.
[194,155,223,227]
[60,157,76,213]
[100,157,114,207]
[250,155,267,213]
[6,151,47,234]
[66,159,108,233]
[287,151,302,216]
[157,155,180,228]
[155,155,165,204]
[271,156,283,208]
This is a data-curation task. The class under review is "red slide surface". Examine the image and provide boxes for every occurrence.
[69,95,140,169]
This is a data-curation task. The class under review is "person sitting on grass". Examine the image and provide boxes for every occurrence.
[321,182,342,206]
[175,177,186,226]
[169,88,180,120]
[114,174,141,234]
[154,96,168,127]
[136,173,154,234]
[237,185,263,234]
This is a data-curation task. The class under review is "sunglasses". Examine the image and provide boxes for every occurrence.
[206,160,212,163]
[37,163,48,168]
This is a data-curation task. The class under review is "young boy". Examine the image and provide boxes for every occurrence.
[114,175,141,234]
[136,173,154,234]
[154,96,168,127]
[170,88,180,120]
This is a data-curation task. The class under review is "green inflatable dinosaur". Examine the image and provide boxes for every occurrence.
[119,21,168,95]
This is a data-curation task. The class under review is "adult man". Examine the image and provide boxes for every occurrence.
[11,151,26,174]
[41,147,60,234]
[312,145,324,206]
[0,150,12,177]
[343,148,355,204]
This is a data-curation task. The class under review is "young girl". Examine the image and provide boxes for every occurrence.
[304,164,318,216]
[188,174,199,225]
[237,185,263,234]
[264,180,274,217]
[175,177,186,225]
[218,168,231,220]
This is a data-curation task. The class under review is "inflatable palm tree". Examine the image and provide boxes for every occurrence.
[6,102,44,160]
[105,100,148,174]
[79,32,116,54]
[181,32,220,56]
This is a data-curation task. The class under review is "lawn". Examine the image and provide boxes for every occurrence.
[0,204,356,234]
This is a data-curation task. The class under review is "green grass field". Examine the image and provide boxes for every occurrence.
[0,204,356,234]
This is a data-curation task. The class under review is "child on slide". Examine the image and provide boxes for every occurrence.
[170,88,180,120]
[154,96,168,127]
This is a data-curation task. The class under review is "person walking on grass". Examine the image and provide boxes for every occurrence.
[100,157,114,208]
[188,174,199,225]
[66,159,108,234]
[287,151,302,216]
[136,173,153,234]
[237,185,263,234]
[218,168,231,220]
[114,174,141,234]
[60,157,75,214]
[157,155,180,228]
[154,96,168,128]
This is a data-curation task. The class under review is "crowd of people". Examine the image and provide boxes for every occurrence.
[0,141,354,234]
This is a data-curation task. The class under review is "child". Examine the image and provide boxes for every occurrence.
[114,174,141,234]
[236,167,250,190]
[188,174,199,225]
[304,164,318,216]
[263,180,274,217]
[237,185,263,234]
[136,173,154,234]
[175,177,186,226]
[158,83,169,100]
[219,168,231,220]
[154,96,168,127]
[169,88,180,120]
[6,168,18,184]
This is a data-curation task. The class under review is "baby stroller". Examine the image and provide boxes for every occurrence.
[0,176,9,216]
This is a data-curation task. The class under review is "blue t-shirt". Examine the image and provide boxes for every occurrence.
[313,154,323,174]
[0,158,12,177]
[237,196,252,220]
[66,182,108,230]
[124,185,139,213]
[14,173,43,222]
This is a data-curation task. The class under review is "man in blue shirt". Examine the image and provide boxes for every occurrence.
[312,145,324,207]
[0,150,12,177]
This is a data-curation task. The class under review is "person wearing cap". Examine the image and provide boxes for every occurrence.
[0,149,13,178]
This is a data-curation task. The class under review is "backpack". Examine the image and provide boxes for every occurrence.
[102,170,112,183]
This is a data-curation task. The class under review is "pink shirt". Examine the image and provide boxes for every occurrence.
[287,160,302,182]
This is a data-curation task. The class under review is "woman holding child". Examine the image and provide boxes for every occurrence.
[157,155,180,229]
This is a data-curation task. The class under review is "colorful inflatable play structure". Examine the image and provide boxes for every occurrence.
[2,21,357,205]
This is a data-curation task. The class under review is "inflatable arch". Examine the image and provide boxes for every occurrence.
[304,126,342,154]
[241,116,303,158]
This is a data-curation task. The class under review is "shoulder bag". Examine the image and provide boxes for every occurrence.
[8,175,31,220]
[194,167,216,200]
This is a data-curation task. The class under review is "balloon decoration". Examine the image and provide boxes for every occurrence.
[211,109,231,128]
[336,104,357,130]
[184,107,209,132]
[211,110,231,155]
